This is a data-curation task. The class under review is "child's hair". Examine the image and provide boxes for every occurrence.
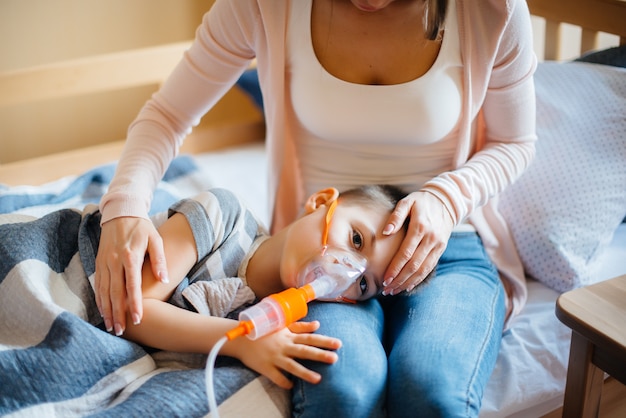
[338,185,407,225]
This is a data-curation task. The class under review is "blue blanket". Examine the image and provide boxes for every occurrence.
[0,157,258,417]
[0,155,200,216]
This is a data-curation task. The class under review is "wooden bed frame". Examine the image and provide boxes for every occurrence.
[0,38,264,185]
[1,0,624,185]
[1,0,625,416]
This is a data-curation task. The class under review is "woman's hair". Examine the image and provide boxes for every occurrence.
[423,0,448,40]
[339,184,406,216]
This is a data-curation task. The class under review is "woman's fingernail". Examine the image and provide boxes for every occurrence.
[160,271,169,283]
[114,323,124,336]
[383,278,393,287]
[132,313,141,325]
[383,224,394,235]
[105,319,113,333]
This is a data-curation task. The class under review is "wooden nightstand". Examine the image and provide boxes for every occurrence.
[555,274,626,417]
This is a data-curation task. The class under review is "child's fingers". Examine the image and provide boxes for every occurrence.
[286,342,340,365]
[256,359,323,388]
[279,359,322,385]
[263,360,322,388]
[293,333,342,351]
[287,320,320,333]
[264,368,295,390]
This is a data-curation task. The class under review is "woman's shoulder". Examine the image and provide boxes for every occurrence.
[210,0,288,19]
[202,0,289,56]
[457,0,533,51]
[457,0,526,24]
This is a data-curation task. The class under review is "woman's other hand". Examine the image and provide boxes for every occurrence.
[232,321,342,389]
[95,217,169,336]
[381,191,454,295]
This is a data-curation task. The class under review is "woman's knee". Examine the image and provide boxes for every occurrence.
[387,362,483,417]
[382,269,504,417]
[292,301,387,417]
[292,356,387,417]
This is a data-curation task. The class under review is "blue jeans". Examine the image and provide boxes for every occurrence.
[291,232,506,418]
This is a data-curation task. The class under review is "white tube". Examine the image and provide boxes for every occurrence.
[205,335,228,418]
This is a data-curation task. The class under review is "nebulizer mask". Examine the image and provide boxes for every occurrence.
[221,198,366,339]
[295,237,367,302]
[238,199,367,339]
[205,199,367,417]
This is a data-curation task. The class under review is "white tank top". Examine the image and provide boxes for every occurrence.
[287,0,463,197]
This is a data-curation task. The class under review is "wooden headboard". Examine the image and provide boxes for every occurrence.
[0,0,625,185]
[527,0,626,60]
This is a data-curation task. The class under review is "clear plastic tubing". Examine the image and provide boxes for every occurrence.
[238,284,316,340]
[237,272,351,340]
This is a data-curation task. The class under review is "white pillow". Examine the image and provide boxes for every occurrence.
[499,61,626,293]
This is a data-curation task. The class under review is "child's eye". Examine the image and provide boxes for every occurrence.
[359,276,368,295]
[351,230,363,250]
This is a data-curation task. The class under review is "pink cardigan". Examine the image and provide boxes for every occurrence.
[100,0,537,322]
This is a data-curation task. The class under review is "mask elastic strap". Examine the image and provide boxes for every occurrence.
[322,199,337,247]
[322,199,357,304]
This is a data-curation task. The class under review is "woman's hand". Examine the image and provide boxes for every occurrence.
[95,217,168,336]
[381,191,454,295]
[232,321,342,389]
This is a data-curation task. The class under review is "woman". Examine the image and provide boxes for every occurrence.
[96,0,537,415]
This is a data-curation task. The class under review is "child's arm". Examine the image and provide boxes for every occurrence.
[122,212,341,388]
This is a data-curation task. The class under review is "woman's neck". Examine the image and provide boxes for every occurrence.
[311,0,441,85]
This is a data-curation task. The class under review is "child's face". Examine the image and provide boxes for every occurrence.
[281,199,405,301]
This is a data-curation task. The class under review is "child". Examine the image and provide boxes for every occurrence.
[0,184,406,413]
[117,184,407,389]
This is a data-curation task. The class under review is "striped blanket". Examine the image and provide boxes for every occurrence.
[0,157,287,417]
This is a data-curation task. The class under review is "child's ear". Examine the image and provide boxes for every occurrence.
[304,188,339,214]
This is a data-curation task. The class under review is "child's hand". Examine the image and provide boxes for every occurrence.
[229,320,342,389]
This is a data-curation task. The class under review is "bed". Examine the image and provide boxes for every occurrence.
[1,0,625,416]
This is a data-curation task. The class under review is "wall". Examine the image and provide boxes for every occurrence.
[0,0,210,72]
[0,0,261,163]
[0,2,620,163]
